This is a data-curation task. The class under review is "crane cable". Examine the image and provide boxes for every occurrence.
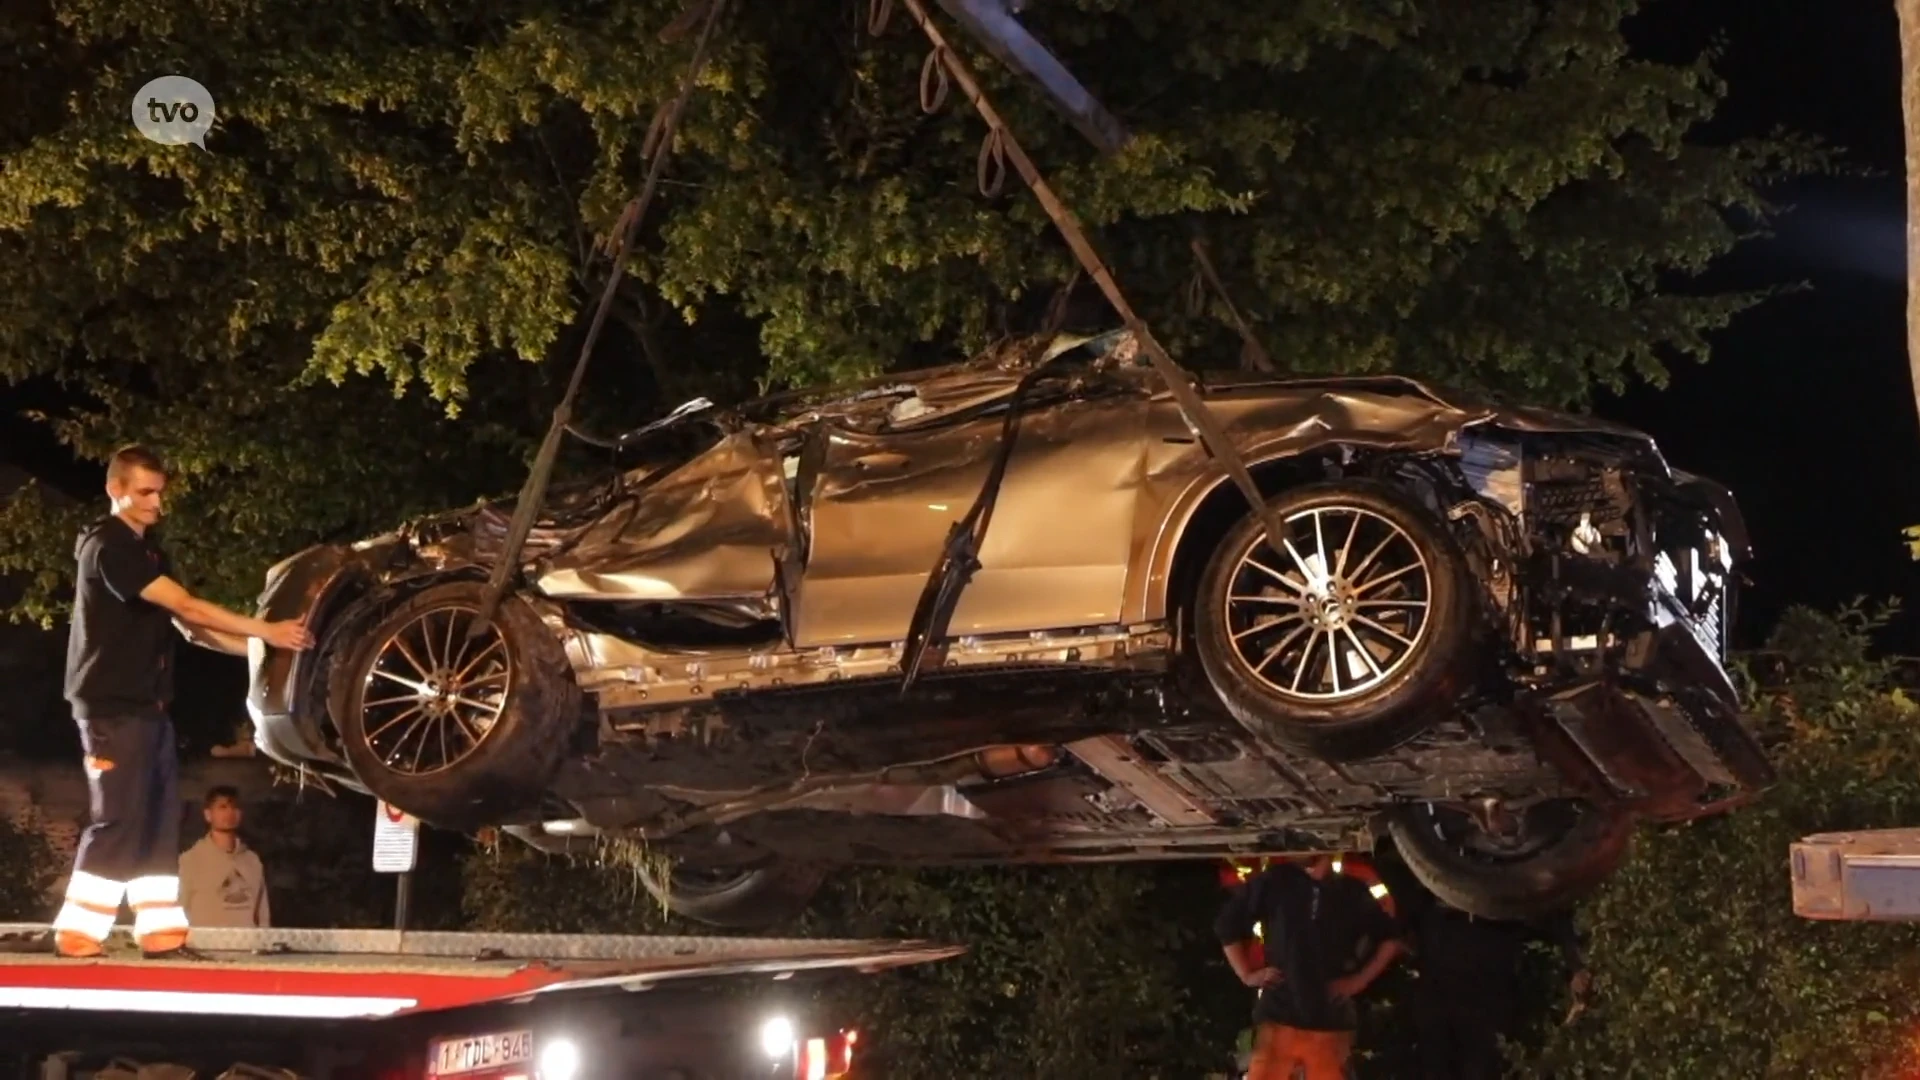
[890,0,1294,559]
[472,0,731,633]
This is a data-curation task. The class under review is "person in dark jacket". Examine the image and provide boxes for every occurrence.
[1217,853,1407,1080]
[1407,899,1590,1079]
[52,445,312,958]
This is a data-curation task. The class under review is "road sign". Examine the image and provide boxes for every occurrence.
[373,801,420,874]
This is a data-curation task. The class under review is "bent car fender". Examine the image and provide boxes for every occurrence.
[246,539,404,766]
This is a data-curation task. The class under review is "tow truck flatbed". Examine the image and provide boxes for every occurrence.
[0,923,963,1019]
[0,925,962,1078]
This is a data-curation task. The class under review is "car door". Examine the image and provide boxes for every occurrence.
[534,426,798,607]
[791,391,1153,648]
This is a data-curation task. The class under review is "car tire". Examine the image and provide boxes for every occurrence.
[1386,798,1633,921]
[636,859,830,930]
[1193,480,1478,760]
[337,580,580,831]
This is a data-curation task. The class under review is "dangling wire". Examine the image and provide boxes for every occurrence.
[976,128,1008,198]
[1190,238,1276,373]
[867,0,894,36]
[919,46,951,113]
[1183,265,1208,318]
[473,0,733,632]
[891,0,1295,561]
[1041,267,1085,336]
[641,101,671,162]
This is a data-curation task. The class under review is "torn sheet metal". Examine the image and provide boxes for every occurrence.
[503,326,1705,637]
[535,430,790,602]
[793,390,1151,648]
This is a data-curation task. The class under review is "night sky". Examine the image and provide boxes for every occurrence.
[1609,0,1920,651]
[2,2,1916,653]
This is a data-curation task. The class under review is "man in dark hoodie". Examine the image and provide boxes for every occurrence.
[1217,853,1407,1080]
[1407,898,1589,1079]
[52,444,312,959]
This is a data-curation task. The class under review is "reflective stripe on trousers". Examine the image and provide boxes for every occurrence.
[61,713,185,945]
[52,869,122,943]
[128,874,188,940]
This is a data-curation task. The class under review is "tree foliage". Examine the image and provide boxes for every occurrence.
[0,4,1852,1071]
[0,0,1808,621]
[1525,605,1920,1079]
[0,811,60,922]
[461,841,1250,1077]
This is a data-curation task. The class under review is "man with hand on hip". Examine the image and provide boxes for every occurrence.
[1217,853,1407,1080]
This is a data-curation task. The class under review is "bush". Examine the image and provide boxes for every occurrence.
[459,840,1246,1078]
[1525,604,1920,1079]
[0,811,60,921]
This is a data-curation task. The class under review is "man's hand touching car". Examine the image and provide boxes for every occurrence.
[262,619,314,651]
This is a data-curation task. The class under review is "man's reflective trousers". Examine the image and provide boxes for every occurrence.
[51,712,190,954]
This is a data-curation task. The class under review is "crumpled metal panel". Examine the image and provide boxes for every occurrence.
[791,419,1001,647]
[1123,372,1670,624]
[794,393,1150,647]
[516,327,1703,645]
[535,430,790,602]
[883,367,1026,430]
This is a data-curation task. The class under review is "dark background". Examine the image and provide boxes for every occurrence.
[1607,0,1920,650]
[2,0,1916,668]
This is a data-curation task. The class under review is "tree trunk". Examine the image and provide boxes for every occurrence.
[1902,0,1920,429]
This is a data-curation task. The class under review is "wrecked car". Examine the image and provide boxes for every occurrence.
[245,328,1772,926]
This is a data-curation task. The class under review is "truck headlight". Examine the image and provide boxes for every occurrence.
[760,1016,795,1058]
[538,1037,580,1080]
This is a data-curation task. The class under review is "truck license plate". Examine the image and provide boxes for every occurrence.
[429,1030,535,1076]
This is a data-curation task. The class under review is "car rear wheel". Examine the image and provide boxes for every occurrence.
[1387,798,1633,920]
[1193,481,1477,760]
[337,580,580,831]
[636,858,829,930]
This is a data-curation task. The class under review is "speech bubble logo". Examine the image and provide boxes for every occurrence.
[131,75,216,150]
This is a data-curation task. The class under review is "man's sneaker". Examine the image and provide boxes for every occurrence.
[54,930,104,958]
[137,927,190,955]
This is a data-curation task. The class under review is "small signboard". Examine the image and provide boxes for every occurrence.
[373,800,420,873]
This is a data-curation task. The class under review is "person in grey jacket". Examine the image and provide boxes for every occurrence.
[178,786,270,928]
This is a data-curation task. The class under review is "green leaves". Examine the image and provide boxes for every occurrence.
[0,810,59,922]
[459,846,1248,1078]
[0,0,1806,622]
[1525,606,1920,1079]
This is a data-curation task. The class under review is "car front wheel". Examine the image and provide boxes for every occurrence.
[336,580,581,831]
[636,858,829,930]
[1387,798,1633,920]
[1193,481,1478,760]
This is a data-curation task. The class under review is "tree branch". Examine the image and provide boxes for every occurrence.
[611,283,678,401]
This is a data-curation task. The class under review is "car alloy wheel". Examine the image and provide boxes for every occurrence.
[358,603,514,777]
[1411,799,1585,865]
[1219,503,1434,703]
[1387,797,1634,920]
